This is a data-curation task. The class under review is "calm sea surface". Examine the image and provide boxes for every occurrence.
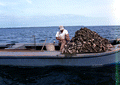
[0,26,120,85]
[0,26,120,44]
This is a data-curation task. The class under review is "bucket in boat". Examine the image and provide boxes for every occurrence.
[46,43,55,51]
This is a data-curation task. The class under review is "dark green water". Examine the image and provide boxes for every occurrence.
[0,65,119,85]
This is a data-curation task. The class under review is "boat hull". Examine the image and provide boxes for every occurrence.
[0,51,120,67]
[0,44,120,67]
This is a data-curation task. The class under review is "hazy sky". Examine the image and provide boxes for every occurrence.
[0,0,120,27]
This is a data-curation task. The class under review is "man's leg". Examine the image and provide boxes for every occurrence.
[60,40,66,51]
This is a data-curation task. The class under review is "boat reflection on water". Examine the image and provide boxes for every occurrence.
[0,65,117,85]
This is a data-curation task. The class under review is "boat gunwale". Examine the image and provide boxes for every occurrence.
[0,48,119,59]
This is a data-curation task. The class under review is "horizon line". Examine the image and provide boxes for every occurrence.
[0,25,120,29]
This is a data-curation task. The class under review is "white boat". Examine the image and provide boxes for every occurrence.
[0,40,120,67]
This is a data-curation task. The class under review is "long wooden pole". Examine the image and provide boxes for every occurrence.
[41,38,47,51]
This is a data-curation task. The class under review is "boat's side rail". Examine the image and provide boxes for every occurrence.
[0,47,119,59]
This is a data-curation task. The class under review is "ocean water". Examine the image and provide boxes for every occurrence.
[0,26,120,44]
[0,65,118,85]
[0,26,120,85]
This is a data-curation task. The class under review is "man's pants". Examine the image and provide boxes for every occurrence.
[59,40,66,51]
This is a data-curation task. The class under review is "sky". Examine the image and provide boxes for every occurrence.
[0,0,120,28]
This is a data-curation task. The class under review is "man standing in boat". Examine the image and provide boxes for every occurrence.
[56,26,70,52]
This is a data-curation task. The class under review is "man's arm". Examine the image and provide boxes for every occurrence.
[56,37,65,41]
[117,38,120,41]
[66,34,70,41]
[56,37,61,41]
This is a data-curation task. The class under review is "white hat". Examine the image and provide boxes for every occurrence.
[59,26,64,30]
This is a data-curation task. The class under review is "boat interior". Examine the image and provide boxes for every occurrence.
[25,44,60,51]
[0,43,60,51]
[0,39,119,52]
